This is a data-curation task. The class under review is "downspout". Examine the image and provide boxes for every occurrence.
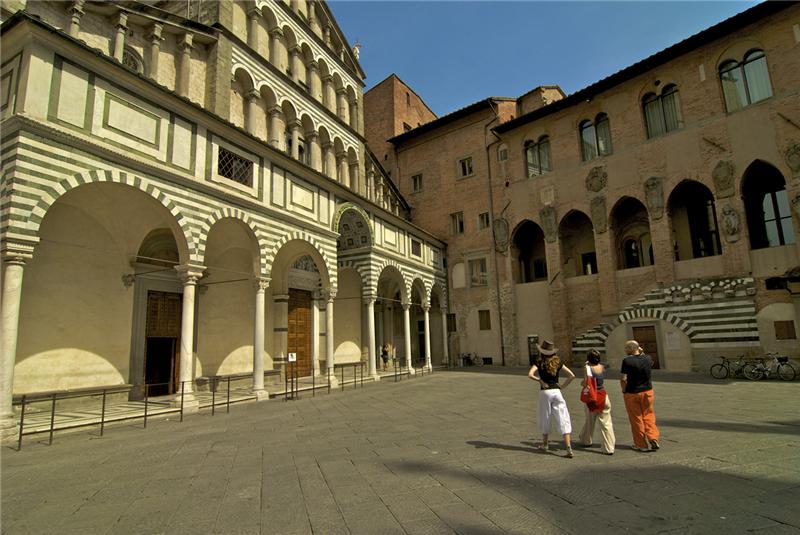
[484,101,506,366]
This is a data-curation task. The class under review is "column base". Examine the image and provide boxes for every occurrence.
[0,419,19,446]
[172,391,199,413]
[371,373,381,381]
[407,367,416,375]
[252,388,270,401]
[327,373,339,388]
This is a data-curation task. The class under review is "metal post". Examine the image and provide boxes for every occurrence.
[360,362,364,388]
[312,364,316,397]
[226,377,231,413]
[327,366,331,394]
[295,364,299,400]
[48,393,57,445]
[100,389,107,436]
[144,385,149,429]
[341,365,344,391]
[180,381,185,422]
[17,395,26,451]
[212,378,217,416]
[284,366,288,402]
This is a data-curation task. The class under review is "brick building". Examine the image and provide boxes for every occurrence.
[367,2,800,370]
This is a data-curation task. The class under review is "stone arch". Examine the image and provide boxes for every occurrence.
[266,231,334,291]
[198,207,268,278]
[410,277,428,307]
[333,202,373,245]
[429,280,448,309]
[715,39,766,70]
[374,261,409,304]
[607,308,693,340]
[610,196,653,270]
[510,219,548,283]
[666,179,721,260]
[28,169,196,261]
[558,209,597,278]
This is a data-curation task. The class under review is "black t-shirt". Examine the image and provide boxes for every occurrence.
[621,354,653,393]
[538,359,563,389]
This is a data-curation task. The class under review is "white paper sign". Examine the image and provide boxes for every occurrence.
[288,352,297,362]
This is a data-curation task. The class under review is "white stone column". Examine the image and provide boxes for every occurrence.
[268,106,285,150]
[247,8,261,50]
[306,131,321,172]
[308,1,321,36]
[349,160,360,194]
[289,45,302,84]
[322,75,335,114]
[244,89,260,136]
[269,27,284,70]
[376,301,384,355]
[423,304,432,371]
[441,308,450,367]
[176,33,193,98]
[145,23,163,79]
[322,142,335,178]
[112,11,128,62]
[289,120,302,160]
[365,297,378,379]
[175,265,203,410]
[348,95,359,130]
[0,243,35,437]
[325,290,338,386]
[337,152,348,186]
[403,303,413,372]
[252,278,269,399]
[336,88,349,123]
[308,61,322,103]
[67,0,85,38]
[366,168,375,201]
[312,293,320,376]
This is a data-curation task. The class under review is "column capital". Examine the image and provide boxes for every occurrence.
[247,7,262,19]
[422,303,431,312]
[114,10,129,30]
[401,303,411,311]
[348,94,359,105]
[322,141,334,151]
[362,296,376,306]
[254,277,270,292]
[268,105,283,118]
[68,0,86,16]
[269,27,284,38]
[308,60,319,72]
[244,88,261,102]
[178,33,194,52]
[305,130,319,142]
[288,119,302,132]
[321,74,333,84]
[288,44,302,55]
[1,236,39,264]
[174,264,204,284]
[147,22,164,43]
[323,288,337,302]
[335,87,347,96]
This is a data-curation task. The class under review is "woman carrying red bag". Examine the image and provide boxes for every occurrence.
[578,349,616,455]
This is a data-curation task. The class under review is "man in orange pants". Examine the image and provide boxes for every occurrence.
[620,340,660,451]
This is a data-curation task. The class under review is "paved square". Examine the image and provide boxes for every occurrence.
[3,369,799,534]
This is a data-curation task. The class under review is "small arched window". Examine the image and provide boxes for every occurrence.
[122,46,144,74]
[524,136,551,177]
[643,84,681,138]
[719,49,772,112]
[579,114,612,162]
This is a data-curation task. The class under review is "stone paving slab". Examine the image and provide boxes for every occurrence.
[3,368,800,534]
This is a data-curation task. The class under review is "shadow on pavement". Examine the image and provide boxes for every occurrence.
[659,418,800,435]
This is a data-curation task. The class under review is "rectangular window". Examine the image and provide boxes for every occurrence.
[581,252,598,275]
[469,258,488,287]
[432,249,442,268]
[478,212,490,230]
[478,310,491,330]
[411,173,423,193]
[775,320,797,340]
[411,239,422,257]
[450,212,464,235]
[406,92,411,107]
[217,147,254,187]
[458,157,473,178]
[447,313,457,333]
[498,147,508,162]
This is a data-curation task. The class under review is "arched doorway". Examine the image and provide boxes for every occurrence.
[375,265,408,369]
[429,283,448,367]
[742,161,796,249]
[668,181,721,260]
[410,278,427,368]
[559,211,597,277]
[611,197,654,269]
[511,220,547,283]
[15,182,190,398]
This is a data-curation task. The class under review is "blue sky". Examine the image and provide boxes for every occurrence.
[329,1,760,116]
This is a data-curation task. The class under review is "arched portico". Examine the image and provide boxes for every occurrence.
[429,282,449,367]
[375,264,410,371]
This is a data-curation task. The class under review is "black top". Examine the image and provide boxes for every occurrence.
[589,365,605,390]
[621,354,653,393]
[538,359,563,389]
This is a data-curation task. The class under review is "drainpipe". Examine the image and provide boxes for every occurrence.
[484,100,506,366]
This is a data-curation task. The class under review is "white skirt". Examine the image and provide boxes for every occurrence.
[538,389,572,435]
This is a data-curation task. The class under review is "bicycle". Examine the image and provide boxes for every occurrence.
[742,353,796,381]
[709,355,748,379]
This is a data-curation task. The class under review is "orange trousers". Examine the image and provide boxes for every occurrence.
[623,390,660,449]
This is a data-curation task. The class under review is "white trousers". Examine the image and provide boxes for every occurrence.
[538,389,572,436]
[579,394,615,454]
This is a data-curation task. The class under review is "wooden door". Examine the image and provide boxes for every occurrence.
[632,325,660,369]
[145,291,182,395]
[288,289,313,377]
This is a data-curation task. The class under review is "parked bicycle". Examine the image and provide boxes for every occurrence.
[459,353,483,367]
[709,355,748,379]
[742,353,796,381]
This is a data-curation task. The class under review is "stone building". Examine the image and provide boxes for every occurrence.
[369,2,800,370]
[0,0,448,439]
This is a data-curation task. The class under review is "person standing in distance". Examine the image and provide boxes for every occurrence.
[528,340,576,458]
[620,340,660,452]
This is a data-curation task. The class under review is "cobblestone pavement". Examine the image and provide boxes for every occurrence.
[3,369,799,534]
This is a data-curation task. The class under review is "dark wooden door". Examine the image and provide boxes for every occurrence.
[145,291,182,395]
[288,289,313,377]
[632,325,660,369]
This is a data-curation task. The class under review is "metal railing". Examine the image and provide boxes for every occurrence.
[334,361,365,391]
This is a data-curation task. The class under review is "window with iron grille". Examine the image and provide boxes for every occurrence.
[217,147,254,187]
